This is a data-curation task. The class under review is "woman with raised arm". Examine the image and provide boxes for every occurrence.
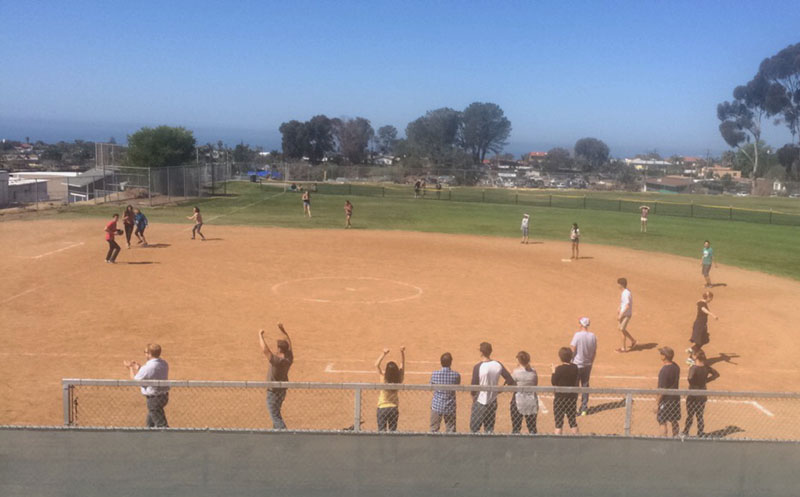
[375,346,405,431]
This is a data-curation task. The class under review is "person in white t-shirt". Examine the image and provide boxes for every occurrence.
[520,213,530,244]
[123,343,170,427]
[469,342,515,433]
[616,278,637,353]
[571,317,597,415]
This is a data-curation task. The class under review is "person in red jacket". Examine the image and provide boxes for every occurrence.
[104,213,121,263]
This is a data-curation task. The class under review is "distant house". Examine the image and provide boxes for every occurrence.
[1,170,49,206]
[701,165,741,179]
[625,158,672,171]
[63,167,114,203]
[644,175,693,193]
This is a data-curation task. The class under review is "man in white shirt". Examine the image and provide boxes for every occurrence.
[571,317,597,416]
[469,342,515,433]
[124,343,170,427]
[616,278,637,353]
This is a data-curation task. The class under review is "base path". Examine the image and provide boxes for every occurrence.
[0,219,798,425]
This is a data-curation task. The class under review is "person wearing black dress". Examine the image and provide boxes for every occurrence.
[687,291,718,362]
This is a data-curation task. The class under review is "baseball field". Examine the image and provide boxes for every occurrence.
[1,182,799,434]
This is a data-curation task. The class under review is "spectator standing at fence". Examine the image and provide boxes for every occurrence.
[570,223,580,259]
[655,346,681,437]
[571,317,597,416]
[687,291,718,361]
[134,208,148,246]
[344,200,353,229]
[302,190,312,218]
[104,213,121,264]
[683,350,719,438]
[376,347,405,431]
[430,352,460,432]
[414,179,421,198]
[123,343,169,428]
[122,205,136,248]
[616,278,637,353]
[259,323,294,430]
[510,351,538,434]
[551,347,579,435]
[639,205,650,233]
[187,207,205,240]
[469,342,516,433]
[701,240,717,288]
[520,213,530,244]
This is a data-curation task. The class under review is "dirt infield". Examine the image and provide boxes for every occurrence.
[1,219,798,428]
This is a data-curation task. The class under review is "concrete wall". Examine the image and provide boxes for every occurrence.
[0,170,8,207]
[2,428,798,497]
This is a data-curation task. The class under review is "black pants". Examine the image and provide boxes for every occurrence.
[510,397,537,434]
[145,393,169,427]
[377,407,399,431]
[106,240,120,262]
[683,398,706,436]
[553,396,578,429]
[124,224,134,244]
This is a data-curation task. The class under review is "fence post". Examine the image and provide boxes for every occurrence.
[382,187,385,197]
[448,189,451,201]
[618,199,621,211]
[349,183,352,195]
[482,190,485,202]
[515,193,518,204]
[148,168,152,207]
[654,201,658,215]
[182,165,187,198]
[86,184,90,204]
[690,202,694,217]
[583,195,586,209]
[729,206,733,220]
[62,382,73,426]
[769,209,773,224]
[623,393,633,436]
[353,387,362,432]
[167,167,171,202]
[549,194,552,207]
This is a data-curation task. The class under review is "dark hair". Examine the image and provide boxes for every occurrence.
[572,223,578,228]
[194,206,200,212]
[125,205,133,213]
[617,277,627,288]
[440,352,453,368]
[516,351,532,370]
[558,347,573,363]
[702,291,713,300]
[277,340,289,354]
[479,342,492,357]
[694,350,707,362]
[384,361,402,383]
[112,213,119,218]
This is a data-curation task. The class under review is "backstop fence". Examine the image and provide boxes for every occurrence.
[62,380,800,441]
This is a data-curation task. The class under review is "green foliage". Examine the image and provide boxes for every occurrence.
[574,137,610,171]
[405,107,462,162]
[125,126,196,168]
[376,125,398,155]
[543,147,573,172]
[460,102,511,163]
[279,116,335,164]
[333,117,374,164]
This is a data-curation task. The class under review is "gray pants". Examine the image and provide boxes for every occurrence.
[577,365,592,413]
[145,393,169,428]
[430,410,456,432]
[267,390,287,429]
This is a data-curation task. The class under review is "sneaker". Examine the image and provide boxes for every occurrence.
[686,358,695,366]
[686,348,693,355]
[580,410,588,417]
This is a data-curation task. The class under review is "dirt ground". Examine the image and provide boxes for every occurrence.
[1,218,798,431]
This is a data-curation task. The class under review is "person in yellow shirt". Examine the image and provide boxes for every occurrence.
[375,346,405,431]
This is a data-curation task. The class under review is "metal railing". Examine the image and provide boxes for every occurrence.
[62,379,800,441]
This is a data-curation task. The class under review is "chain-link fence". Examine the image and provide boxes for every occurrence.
[62,380,800,441]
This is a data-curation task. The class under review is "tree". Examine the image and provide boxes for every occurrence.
[304,115,335,164]
[720,173,735,191]
[279,120,307,159]
[126,126,195,168]
[376,125,398,154]
[718,76,773,177]
[233,142,257,163]
[776,144,800,179]
[405,107,461,163]
[333,117,374,164]
[460,102,512,163]
[574,137,610,171]
[757,43,800,142]
[542,147,573,172]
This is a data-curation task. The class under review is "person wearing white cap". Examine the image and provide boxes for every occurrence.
[570,317,597,416]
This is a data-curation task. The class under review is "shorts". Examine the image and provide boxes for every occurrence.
[618,315,631,331]
[303,200,310,206]
[657,399,681,423]
[641,217,648,222]
[702,264,711,277]
[571,238,579,244]
[553,396,578,429]
[135,226,146,234]
[522,227,529,236]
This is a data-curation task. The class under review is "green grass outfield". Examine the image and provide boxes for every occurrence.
[53,181,800,280]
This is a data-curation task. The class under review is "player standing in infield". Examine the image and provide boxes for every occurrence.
[104,213,122,263]
[570,223,580,259]
[187,206,206,240]
[616,278,637,352]
[521,213,530,244]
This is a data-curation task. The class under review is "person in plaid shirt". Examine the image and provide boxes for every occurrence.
[430,352,461,432]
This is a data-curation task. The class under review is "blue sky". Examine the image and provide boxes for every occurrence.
[1,0,798,157]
